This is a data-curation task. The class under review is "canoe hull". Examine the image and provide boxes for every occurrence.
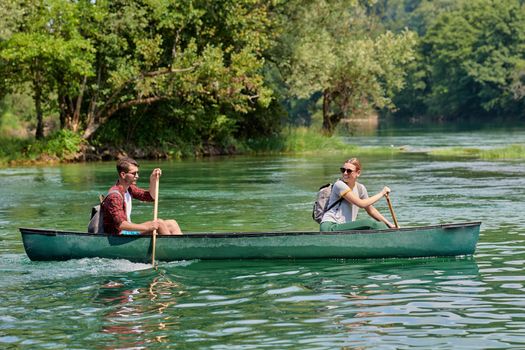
[20,222,481,262]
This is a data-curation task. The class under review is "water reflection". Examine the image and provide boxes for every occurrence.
[95,270,183,348]
[99,281,145,341]
[154,258,486,348]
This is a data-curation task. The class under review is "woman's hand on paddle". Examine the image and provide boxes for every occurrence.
[381,186,391,197]
[386,221,396,229]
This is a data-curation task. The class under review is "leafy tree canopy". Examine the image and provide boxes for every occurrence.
[422,0,525,117]
[1,0,275,144]
[270,0,416,134]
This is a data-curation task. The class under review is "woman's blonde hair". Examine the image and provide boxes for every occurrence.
[344,158,361,172]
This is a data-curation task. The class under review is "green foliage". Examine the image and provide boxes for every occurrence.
[0,111,24,137]
[22,130,84,160]
[0,137,29,164]
[336,30,417,110]
[0,93,34,136]
[0,0,95,138]
[0,0,25,41]
[0,129,83,164]
[0,0,276,145]
[235,99,285,139]
[270,0,417,134]
[373,0,461,36]
[393,0,525,119]
[81,0,275,139]
[42,130,84,158]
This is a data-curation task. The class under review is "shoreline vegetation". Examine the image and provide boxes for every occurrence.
[2,1,525,167]
[1,128,523,167]
[429,144,525,160]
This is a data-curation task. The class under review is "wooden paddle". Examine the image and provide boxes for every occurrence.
[385,193,400,228]
[151,174,160,267]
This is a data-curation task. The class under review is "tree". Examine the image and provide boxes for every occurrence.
[421,0,525,118]
[0,0,93,139]
[372,0,460,36]
[270,0,416,135]
[68,0,274,140]
[0,0,25,41]
[1,0,275,143]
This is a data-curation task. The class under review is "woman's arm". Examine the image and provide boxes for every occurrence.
[365,205,395,228]
[342,186,390,208]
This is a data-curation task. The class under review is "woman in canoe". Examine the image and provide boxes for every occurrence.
[102,157,182,235]
[320,158,395,231]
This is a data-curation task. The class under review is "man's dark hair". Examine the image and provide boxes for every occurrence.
[116,157,139,174]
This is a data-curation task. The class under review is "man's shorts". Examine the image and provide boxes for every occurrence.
[121,230,141,236]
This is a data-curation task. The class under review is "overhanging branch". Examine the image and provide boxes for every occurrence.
[96,65,197,121]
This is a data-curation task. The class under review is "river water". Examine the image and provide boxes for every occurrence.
[1,128,525,349]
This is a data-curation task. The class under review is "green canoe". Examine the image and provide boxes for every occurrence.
[19,222,481,263]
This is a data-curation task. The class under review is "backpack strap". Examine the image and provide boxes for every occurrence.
[100,190,123,204]
[325,196,344,212]
[356,182,363,198]
[324,182,344,213]
[325,181,363,213]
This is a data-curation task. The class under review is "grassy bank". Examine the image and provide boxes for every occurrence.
[429,144,525,159]
[0,130,84,165]
[241,127,399,155]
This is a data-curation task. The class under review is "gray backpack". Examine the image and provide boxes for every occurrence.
[312,182,364,223]
[87,190,123,233]
[312,183,343,224]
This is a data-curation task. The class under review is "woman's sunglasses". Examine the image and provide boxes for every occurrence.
[340,168,354,174]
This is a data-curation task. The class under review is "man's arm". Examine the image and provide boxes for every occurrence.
[129,184,154,202]
[148,168,161,200]
[128,168,161,202]
[119,220,159,234]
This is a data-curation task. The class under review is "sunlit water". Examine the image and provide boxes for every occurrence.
[1,128,525,349]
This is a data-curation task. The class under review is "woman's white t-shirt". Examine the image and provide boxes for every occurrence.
[321,180,368,224]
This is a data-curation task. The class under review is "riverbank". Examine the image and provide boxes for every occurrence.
[1,127,524,166]
[0,128,399,166]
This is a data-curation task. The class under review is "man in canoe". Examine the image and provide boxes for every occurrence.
[102,157,182,235]
[320,158,395,231]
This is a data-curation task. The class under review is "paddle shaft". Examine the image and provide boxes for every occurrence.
[385,194,400,228]
[151,176,159,266]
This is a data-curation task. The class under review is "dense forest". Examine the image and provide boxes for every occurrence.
[0,0,524,161]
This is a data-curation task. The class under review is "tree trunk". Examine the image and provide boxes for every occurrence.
[322,89,333,135]
[57,75,76,130]
[70,75,87,132]
[34,78,44,140]
[83,95,165,139]
[322,89,347,136]
[58,92,68,129]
